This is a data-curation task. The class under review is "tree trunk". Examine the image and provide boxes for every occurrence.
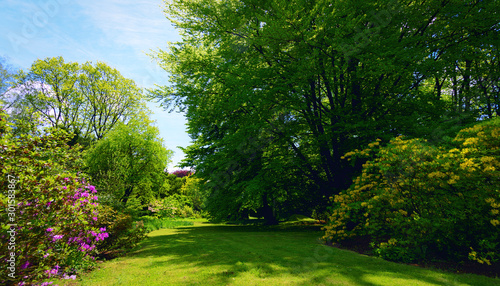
[262,193,278,225]
[121,186,134,205]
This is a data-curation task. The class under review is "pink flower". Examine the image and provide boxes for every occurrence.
[63,274,77,280]
[46,228,53,232]
[21,261,31,269]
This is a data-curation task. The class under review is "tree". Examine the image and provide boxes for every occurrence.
[151,0,499,222]
[84,112,173,208]
[5,57,144,142]
[78,61,145,140]
[0,56,15,96]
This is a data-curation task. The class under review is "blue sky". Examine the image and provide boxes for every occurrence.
[0,0,190,170]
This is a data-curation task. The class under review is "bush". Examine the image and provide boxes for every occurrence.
[323,118,500,265]
[94,205,148,258]
[0,110,109,285]
[148,194,201,219]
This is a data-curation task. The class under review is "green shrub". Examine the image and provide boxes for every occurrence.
[94,205,148,257]
[324,118,500,265]
[149,194,201,219]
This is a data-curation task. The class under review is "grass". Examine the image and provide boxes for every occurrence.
[55,221,499,286]
[140,216,195,232]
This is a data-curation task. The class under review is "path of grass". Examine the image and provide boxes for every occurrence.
[59,221,499,285]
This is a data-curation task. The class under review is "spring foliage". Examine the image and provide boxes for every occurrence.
[323,118,500,265]
[0,110,108,284]
[84,113,173,207]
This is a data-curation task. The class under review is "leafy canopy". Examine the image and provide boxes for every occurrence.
[84,112,173,208]
[4,56,145,142]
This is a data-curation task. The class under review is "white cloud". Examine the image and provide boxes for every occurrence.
[77,0,179,53]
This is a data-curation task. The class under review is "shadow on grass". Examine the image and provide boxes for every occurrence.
[128,224,496,286]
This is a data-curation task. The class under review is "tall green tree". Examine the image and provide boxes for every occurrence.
[5,57,144,142]
[84,112,173,207]
[152,0,499,222]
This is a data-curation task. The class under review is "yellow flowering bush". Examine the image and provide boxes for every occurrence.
[323,118,500,265]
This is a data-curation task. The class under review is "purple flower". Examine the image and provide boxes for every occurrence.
[64,177,70,182]
[92,216,98,221]
[45,265,60,276]
[21,261,30,269]
[53,235,64,241]
[99,227,106,232]
[62,186,67,190]
[63,274,77,280]
[97,232,109,241]
[46,228,53,232]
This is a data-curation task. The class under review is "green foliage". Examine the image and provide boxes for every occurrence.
[152,0,499,223]
[94,205,148,257]
[6,56,144,141]
[0,110,107,284]
[0,56,15,95]
[324,119,500,265]
[84,112,173,207]
[179,176,206,211]
[149,194,202,219]
[158,173,186,197]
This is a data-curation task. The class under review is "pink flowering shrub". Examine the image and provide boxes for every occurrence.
[171,169,192,178]
[0,110,108,285]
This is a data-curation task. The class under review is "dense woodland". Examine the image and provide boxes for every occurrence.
[1,0,499,284]
[151,0,499,222]
[150,0,499,270]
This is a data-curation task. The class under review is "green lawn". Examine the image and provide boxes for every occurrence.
[58,221,499,285]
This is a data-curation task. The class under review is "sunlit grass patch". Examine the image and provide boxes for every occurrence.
[54,221,499,286]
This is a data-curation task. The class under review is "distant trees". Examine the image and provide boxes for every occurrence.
[3,56,144,142]
[171,169,192,178]
[151,0,500,222]
[84,112,173,208]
